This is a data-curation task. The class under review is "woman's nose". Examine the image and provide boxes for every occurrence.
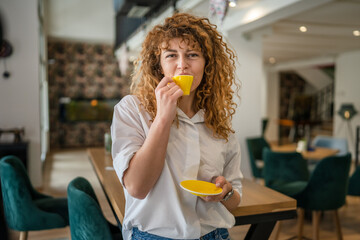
[177,56,188,70]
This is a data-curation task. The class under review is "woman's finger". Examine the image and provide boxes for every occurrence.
[214,176,226,188]
[166,82,176,90]
[157,76,173,88]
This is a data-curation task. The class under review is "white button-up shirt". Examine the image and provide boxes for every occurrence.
[111,95,242,240]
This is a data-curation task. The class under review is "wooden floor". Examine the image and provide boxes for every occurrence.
[7,148,360,240]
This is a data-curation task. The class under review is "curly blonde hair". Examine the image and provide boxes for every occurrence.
[131,13,239,141]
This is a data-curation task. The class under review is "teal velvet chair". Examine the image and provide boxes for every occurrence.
[263,150,351,240]
[263,149,310,240]
[0,155,69,240]
[263,148,309,196]
[348,165,360,196]
[246,136,271,180]
[293,154,351,240]
[67,177,123,240]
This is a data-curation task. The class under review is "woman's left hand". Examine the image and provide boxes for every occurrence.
[200,176,232,202]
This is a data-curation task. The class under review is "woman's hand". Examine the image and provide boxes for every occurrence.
[200,176,241,211]
[155,77,183,123]
[201,176,232,203]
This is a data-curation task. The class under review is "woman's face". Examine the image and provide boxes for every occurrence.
[160,38,205,94]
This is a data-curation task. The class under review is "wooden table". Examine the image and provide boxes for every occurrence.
[88,148,296,240]
[271,143,339,160]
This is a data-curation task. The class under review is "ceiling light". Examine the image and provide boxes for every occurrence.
[353,30,360,37]
[299,26,307,32]
[229,0,237,8]
[269,57,276,64]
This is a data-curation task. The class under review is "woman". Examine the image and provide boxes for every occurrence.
[111,13,242,240]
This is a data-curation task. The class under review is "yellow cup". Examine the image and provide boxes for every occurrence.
[172,75,193,95]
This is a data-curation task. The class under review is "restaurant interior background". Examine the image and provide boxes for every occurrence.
[0,0,359,188]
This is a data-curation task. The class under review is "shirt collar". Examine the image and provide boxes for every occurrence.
[177,108,205,124]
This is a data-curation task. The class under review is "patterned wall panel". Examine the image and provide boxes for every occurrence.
[48,41,130,148]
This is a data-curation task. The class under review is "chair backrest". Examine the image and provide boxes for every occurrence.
[348,165,360,196]
[312,135,348,156]
[67,177,113,240]
[0,155,67,230]
[263,148,309,189]
[296,153,351,210]
[246,136,270,178]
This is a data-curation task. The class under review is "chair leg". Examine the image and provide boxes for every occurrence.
[312,211,321,240]
[19,231,28,240]
[333,210,343,240]
[297,208,304,240]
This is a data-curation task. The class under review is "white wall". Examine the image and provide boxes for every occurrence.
[228,31,265,179]
[334,50,360,156]
[46,0,114,44]
[0,0,42,186]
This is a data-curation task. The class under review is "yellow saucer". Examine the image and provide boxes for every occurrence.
[180,180,222,197]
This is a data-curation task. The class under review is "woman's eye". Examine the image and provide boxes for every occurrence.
[165,54,176,58]
[188,53,199,58]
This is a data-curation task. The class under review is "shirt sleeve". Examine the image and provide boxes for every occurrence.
[223,133,243,198]
[111,95,146,187]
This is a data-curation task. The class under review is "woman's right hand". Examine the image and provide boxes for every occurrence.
[154,76,183,123]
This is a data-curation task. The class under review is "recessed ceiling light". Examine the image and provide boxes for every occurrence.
[299,26,307,32]
[353,30,360,37]
[269,57,276,64]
